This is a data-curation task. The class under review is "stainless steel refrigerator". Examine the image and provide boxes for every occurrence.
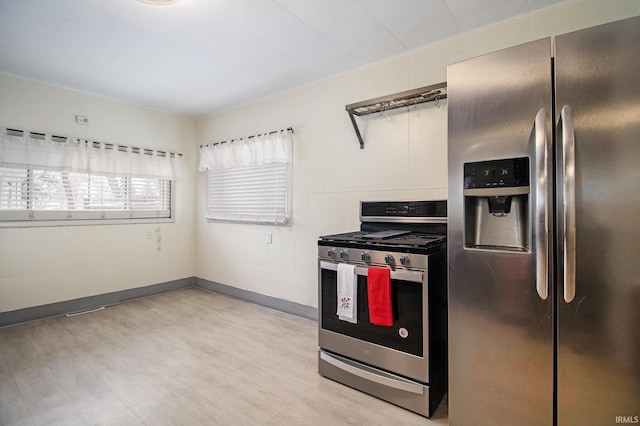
[447,16,640,426]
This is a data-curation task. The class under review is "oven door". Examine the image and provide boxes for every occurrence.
[318,259,429,383]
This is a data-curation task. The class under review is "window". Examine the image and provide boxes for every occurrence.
[199,129,293,225]
[0,128,177,225]
[0,167,171,221]
[207,162,290,224]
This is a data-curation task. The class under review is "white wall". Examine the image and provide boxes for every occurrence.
[0,74,197,313]
[195,0,640,309]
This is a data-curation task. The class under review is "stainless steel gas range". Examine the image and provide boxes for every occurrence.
[317,200,447,417]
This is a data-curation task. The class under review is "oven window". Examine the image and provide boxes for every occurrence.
[320,269,423,357]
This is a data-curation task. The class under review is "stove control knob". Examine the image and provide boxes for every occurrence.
[400,256,410,266]
[327,248,337,257]
[339,249,350,259]
[361,252,371,262]
[384,254,395,265]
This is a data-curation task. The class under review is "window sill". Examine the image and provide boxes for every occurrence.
[0,217,175,228]
[206,217,291,226]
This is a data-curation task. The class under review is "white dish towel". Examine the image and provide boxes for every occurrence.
[336,263,357,324]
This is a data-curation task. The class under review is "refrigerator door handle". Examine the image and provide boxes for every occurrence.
[534,108,549,300]
[561,105,576,303]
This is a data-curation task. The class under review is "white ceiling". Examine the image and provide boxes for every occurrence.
[0,0,568,117]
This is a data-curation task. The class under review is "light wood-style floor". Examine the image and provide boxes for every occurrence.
[0,288,448,425]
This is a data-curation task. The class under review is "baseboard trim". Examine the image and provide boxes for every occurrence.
[0,276,318,328]
[195,277,318,322]
[0,277,195,328]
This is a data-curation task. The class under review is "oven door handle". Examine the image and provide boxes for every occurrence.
[320,351,424,394]
[319,261,424,284]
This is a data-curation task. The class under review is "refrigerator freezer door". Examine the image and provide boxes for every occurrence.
[447,39,554,426]
[555,16,640,425]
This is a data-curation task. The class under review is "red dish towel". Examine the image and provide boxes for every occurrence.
[367,267,393,327]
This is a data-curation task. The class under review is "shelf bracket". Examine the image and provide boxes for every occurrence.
[347,108,365,149]
[345,82,447,149]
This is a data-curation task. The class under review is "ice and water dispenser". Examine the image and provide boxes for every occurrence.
[463,157,530,252]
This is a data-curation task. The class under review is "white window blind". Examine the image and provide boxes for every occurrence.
[0,168,171,221]
[207,163,290,224]
[0,128,178,223]
[199,129,293,225]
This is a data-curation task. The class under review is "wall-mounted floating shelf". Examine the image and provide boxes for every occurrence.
[345,82,447,149]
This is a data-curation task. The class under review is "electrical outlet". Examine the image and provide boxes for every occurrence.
[146,230,153,239]
[266,232,272,244]
[75,114,89,125]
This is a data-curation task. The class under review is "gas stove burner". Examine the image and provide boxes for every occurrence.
[318,201,447,255]
[361,230,411,240]
[318,230,445,254]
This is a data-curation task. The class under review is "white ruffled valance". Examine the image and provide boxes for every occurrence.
[81,141,175,179]
[0,130,87,172]
[198,130,293,171]
[0,128,176,179]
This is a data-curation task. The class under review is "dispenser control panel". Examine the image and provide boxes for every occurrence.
[464,157,529,189]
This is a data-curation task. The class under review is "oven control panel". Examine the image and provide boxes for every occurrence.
[360,200,446,221]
